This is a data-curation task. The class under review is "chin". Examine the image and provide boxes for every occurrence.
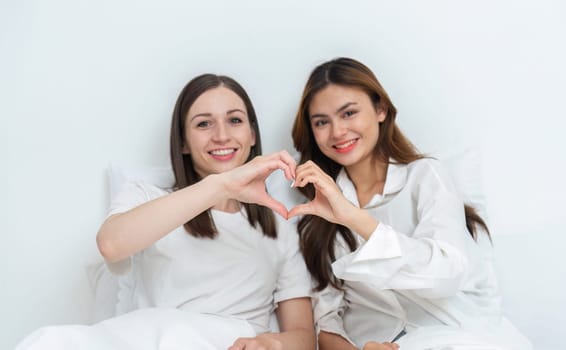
[325,153,357,167]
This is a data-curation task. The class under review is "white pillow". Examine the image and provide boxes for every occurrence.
[85,261,119,322]
[88,164,174,322]
[108,163,175,199]
[434,146,487,220]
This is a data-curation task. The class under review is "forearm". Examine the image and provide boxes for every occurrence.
[342,207,379,241]
[318,331,358,350]
[97,174,226,262]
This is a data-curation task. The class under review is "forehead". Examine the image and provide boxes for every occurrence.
[188,86,247,116]
[309,84,371,112]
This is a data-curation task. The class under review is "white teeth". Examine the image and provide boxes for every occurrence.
[335,139,356,149]
[210,149,235,156]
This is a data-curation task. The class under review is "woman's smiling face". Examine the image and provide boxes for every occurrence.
[183,86,256,178]
[308,84,385,168]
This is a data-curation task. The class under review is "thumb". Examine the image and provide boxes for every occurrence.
[228,337,249,350]
[287,203,315,219]
[258,195,288,219]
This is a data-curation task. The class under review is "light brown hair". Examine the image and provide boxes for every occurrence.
[292,58,489,291]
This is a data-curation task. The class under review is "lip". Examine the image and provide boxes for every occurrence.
[332,138,358,154]
[208,148,238,161]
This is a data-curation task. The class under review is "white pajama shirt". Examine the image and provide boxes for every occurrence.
[313,158,532,349]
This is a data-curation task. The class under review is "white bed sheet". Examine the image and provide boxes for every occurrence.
[15,308,256,350]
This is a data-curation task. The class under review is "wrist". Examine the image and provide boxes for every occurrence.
[256,333,283,350]
[202,173,230,203]
[348,209,378,241]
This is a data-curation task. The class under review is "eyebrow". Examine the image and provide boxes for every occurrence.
[191,109,246,121]
[310,102,357,119]
[227,108,246,115]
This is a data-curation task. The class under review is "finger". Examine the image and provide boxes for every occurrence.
[296,160,325,175]
[257,158,295,181]
[293,167,321,187]
[269,150,297,179]
[287,203,315,219]
[295,173,336,196]
[227,338,246,350]
[280,151,297,179]
[258,195,288,219]
[294,165,333,188]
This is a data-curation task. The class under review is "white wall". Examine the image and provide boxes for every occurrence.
[1,0,565,348]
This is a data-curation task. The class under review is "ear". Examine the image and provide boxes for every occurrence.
[377,109,386,123]
[375,104,386,123]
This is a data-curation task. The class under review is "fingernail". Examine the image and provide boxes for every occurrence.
[290,180,295,188]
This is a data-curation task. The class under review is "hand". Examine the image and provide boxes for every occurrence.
[287,161,358,226]
[362,341,399,350]
[222,150,296,218]
[228,334,283,350]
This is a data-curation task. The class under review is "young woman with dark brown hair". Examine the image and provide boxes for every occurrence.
[289,57,532,350]
[16,74,315,350]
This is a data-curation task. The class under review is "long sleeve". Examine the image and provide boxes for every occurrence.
[332,159,471,299]
[312,283,356,345]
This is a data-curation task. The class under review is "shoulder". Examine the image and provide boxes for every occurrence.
[407,158,458,185]
[406,157,457,192]
[119,180,171,201]
[108,180,171,216]
[406,157,442,174]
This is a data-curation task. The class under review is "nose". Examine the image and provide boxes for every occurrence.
[212,122,230,143]
[331,119,347,139]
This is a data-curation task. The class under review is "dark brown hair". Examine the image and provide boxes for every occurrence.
[292,57,489,291]
[170,74,276,239]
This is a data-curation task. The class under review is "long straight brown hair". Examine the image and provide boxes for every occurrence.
[292,58,489,291]
[170,74,277,239]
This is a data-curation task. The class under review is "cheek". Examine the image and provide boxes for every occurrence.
[185,131,206,153]
[237,127,256,146]
[311,128,326,147]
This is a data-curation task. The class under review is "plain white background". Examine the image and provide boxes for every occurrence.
[1,0,565,348]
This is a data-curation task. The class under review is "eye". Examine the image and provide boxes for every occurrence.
[313,119,329,128]
[344,110,357,118]
[196,120,210,128]
[229,117,243,124]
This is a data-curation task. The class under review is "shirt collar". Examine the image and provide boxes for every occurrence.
[336,161,408,208]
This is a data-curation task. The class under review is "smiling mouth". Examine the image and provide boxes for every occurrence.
[333,138,358,153]
[209,148,237,156]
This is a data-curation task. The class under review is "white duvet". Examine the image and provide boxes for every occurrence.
[16,307,528,350]
[15,308,256,350]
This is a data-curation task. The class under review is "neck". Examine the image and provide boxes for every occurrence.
[213,199,241,213]
[345,155,388,194]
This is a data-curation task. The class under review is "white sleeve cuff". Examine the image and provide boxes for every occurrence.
[354,223,402,262]
[332,223,403,284]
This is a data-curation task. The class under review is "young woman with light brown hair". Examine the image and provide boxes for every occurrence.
[289,57,532,350]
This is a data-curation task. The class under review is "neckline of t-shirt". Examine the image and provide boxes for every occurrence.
[210,207,245,218]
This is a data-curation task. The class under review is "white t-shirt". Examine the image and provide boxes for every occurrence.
[107,181,311,334]
[313,158,532,349]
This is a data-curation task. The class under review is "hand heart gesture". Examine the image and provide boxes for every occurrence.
[223,151,296,218]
